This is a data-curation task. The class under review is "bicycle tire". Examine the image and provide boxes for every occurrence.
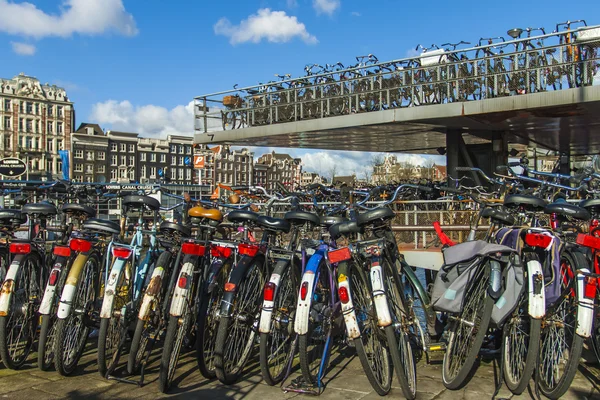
[159,312,192,393]
[37,314,57,371]
[442,265,494,390]
[349,260,393,396]
[537,250,586,399]
[259,263,300,386]
[214,258,265,385]
[0,253,41,369]
[128,251,172,375]
[502,297,541,394]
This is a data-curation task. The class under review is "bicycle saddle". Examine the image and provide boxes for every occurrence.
[62,203,96,219]
[320,216,346,228]
[480,207,515,226]
[329,221,361,240]
[0,209,26,225]
[188,206,222,222]
[356,207,395,228]
[503,194,547,212]
[122,195,160,212]
[257,215,291,233]
[544,202,590,221]
[83,218,121,235]
[580,198,600,215]
[227,210,259,224]
[284,211,320,227]
[159,221,191,238]
[22,202,58,216]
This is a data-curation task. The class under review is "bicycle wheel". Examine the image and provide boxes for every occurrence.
[196,259,228,379]
[158,312,193,393]
[298,259,335,385]
[537,250,585,399]
[38,314,58,371]
[55,254,99,375]
[0,253,42,369]
[383,258,416,399]
[349,260,393,396]
[97,261,130,378]
[128,251,172,375]
[502,296,541,394]
[259,263,300,386]
[214,258,266,385]
[442,264,494,390]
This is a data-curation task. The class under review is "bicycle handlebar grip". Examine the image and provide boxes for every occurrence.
[455,167,473,171]
[230,186,249,192]
[508,161,522,167]
[438,186,463,194]
[417,185,433,193]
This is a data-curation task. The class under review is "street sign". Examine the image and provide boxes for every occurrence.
[0,158,27,178]
[184,156,192,167]
[194,155,205,169]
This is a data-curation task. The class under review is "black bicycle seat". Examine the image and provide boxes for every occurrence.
[544,202,590,221]
[83,218,121,235]
[257,215,291,233]
[159,221,191,238]
[62,203,96,218]
[227,210,259,224]
[22,202,58,216]
[284,211,320,227]
[122,195,160,212]
[356,207,395,228]
[503,194,547,212]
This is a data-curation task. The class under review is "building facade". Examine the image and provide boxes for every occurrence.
[255,151,302,192]
[0,73,74,180]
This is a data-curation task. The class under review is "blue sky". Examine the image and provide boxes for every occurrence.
[1,0,599,177]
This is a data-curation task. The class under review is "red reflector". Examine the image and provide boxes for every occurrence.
[181,242,206,256]
[328,247,351,264]
[238,243,260,257]
[112,247,132,259]
[178,275,188,288]
[9,243,31,254]
[211,246,232,258]
[53,246,71,257]
[263,282,276,301]
[70,239,92,253]
[48,269,60,286]
[577,233,600,250]
[525,233,553,249]
[584,276,598,299]
[225,282,236,292]
[338,286,350,304]
[300,281,309,300]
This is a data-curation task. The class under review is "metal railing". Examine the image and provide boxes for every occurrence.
[194,26,600,132]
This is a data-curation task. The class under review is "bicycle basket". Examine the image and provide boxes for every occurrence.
[223,95,242,108]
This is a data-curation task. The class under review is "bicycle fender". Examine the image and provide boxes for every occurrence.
[56,253,88,318]
[338,266,361,339]
[169,256,198,317]
[370,263,392,327]
[138,265,166,320]
[294,252,323,335]
[219,255,261,317]
[0,256,25,316]
[259,260,288,334]
[100,258,126,319]
[526,259,545,319]
[40,255,69,316]
[576,268,594,338]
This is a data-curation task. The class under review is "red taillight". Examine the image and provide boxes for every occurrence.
[178,274,188,288]
[584,276,598,299]
[328,247,352,264]
[525,233,553,249]
[338,286,350,304]
[9,243,31,254]
[550,213,559,230]
[181,242,206,256]
[53,246,71,257]
[48,269,60,286]
[70,239,92,253]
[263,282,276,301]
[211,246,232,258]
[238,243,260,257]
[577,233,600,250]
[225,282,236,292]
[112,247,132,259]
[300,281,309,300]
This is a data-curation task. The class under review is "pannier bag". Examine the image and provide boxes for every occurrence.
[431,240,520,325]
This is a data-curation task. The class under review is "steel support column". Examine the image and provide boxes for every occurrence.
[491,131,508,175]
[446,129,461,184]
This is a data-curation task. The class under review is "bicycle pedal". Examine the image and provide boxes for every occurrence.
[427,342,446,352]
[426,342,446,364]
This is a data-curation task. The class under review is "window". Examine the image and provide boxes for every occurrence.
[177,145,182,154]
[57,106,63,117]
[178,168,184,181]
[128,156,134,167]
[98,152,105,160]
[86,176,93,183]
[58,139,64,150]
[26,119,32,132]
[111,169,117,181]
[57,122,63,134]
[3,99,10,111]
[185,146,191,154]
[151,153,156,162]
[140,152,146,162]
[171,156,176,166]
[141,165,146,178]
[160,154,166,163]
[3,117,9,129]
[171,168,176,180]
[129,144,135,153]
[111,143,117,152]
[26,102,33,114]
[120,143,126,152]
[35,103,39,115]
[57,160,62,172]
[74,149,83,159]
[170,144,176,153]
[179,156,183,166]
[86,151,94,161]
[98,165,105,173]
[46,139,53,152]
[19,118,23,132]
[4,136,10,150]
[111,155,117,166]
[46,159,53,172]
[86,164,94,174]
[150,167,156,178]
[75,163,83,172]
[186,169,191,181]
[47,105,53,116]
[120,156,126,166]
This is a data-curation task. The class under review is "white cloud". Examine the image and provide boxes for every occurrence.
[214,8,317,45]
[313,0,340,15]
[10,41,35,55]
[351,11,361,17]
[406,48,421,58]
[89,100,209,138]
[286,0,298,7]
[0,0,138,38]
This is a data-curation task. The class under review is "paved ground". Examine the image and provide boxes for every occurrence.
[0,340,598,400]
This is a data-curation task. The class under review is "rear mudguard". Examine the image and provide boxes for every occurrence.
[526,259,545,319]
[99,258,127,319]
[169,255,198,317]
[294,251,324,335]
[219,254,265,318]
[576,268,594,337]
[337,261,361,339]
[40,255,70,316]
[0,256,26,316]
[370,261,392,327]
[258,259,290,334]
[56,253,89,319]
[138,252,171,320]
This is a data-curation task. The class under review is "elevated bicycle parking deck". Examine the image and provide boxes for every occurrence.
[194,26,600,155]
